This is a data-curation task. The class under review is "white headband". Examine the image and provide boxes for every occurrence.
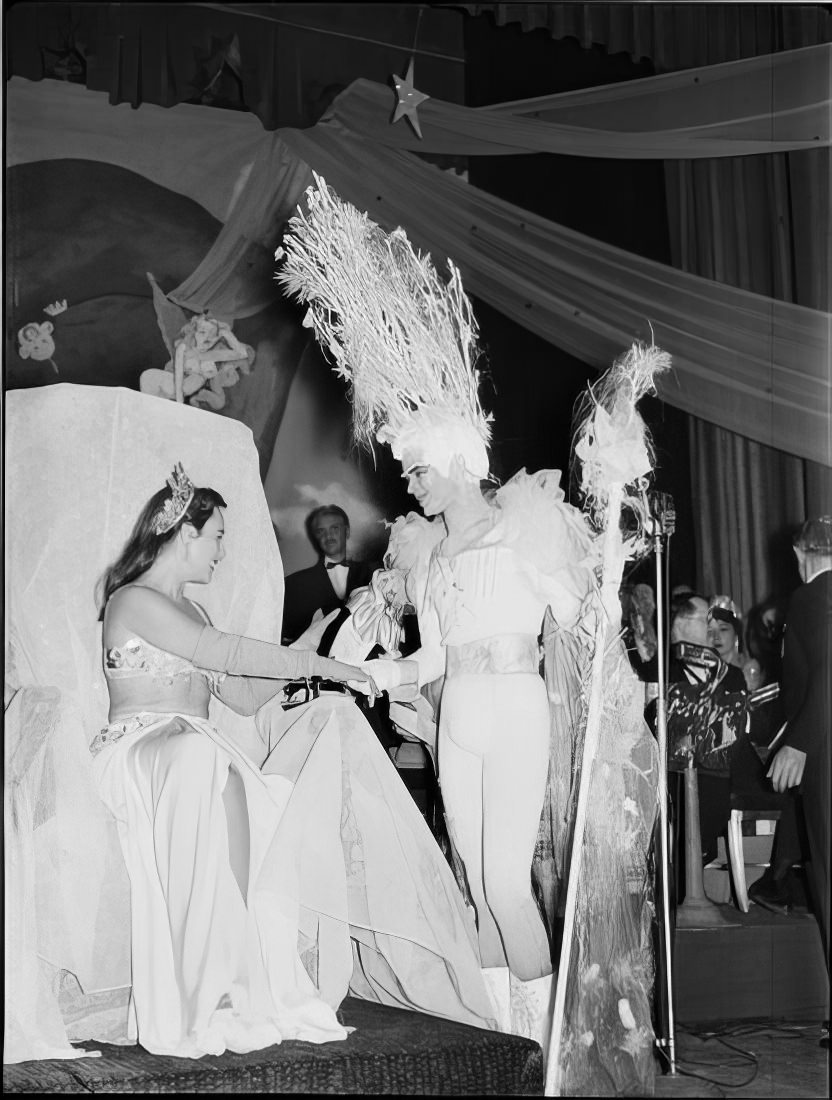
[378,408,489,482]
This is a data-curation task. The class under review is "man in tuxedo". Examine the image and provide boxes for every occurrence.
[767,517,831,980]
[281,505,377,644]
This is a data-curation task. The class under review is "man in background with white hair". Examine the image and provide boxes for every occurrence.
[768,516,831,1009]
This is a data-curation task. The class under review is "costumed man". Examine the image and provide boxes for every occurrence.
[282,505,377,644]
[276,175,662,1094]
[767,517,831,987]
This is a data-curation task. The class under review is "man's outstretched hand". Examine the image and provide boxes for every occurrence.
[767,745,807,792]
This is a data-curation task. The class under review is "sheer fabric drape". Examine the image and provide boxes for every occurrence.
[5,78,263,224]
[495,0,832,616]
[664,112,831,611]
[7,65,829,463]
[326,46,830,158]
[4,385,285,1062]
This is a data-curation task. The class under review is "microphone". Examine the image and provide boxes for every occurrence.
[646,491,676,538]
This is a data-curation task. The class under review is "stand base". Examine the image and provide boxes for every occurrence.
[654,1071,724,1096]
[676,898,742,929]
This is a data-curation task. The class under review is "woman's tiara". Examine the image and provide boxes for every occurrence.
[153,462,195,535]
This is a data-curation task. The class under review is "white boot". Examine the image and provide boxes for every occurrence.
[480,966,512,1033]
[509,971,554,1053]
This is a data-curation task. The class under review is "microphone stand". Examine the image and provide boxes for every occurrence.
[647,492,738,1099]
[646,491,678,1078]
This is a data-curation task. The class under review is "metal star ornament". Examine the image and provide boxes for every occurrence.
[391,58,429,140]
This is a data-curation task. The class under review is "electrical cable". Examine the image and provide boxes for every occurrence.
[680,1019,823,1039]
[664,1017,828,1091]
[655,1035,760,1090]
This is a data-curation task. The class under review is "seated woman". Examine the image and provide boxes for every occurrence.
[92,462,495,1059]
[707,595,760,691]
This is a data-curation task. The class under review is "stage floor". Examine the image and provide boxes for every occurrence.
[3,996,542,1095]
[668,1019,828,1098]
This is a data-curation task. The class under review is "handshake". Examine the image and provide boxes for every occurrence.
[348,657,420,703]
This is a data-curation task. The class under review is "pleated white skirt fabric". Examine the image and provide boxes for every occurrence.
[92,708,349,1057]
[90,695,495,1058]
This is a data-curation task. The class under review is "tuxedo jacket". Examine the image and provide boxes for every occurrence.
[780,569,832,762]
[281,558,377,644]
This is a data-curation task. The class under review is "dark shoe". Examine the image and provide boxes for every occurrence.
[748,872,792,915]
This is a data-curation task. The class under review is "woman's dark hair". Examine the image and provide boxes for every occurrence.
[745,597,785,684]
[97,486,227,618]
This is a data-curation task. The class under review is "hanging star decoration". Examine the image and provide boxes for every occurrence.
[391,58,429,140]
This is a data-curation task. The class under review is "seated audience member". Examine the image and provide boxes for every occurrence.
[669,594,710,675]
[282,505,378,644]
[745,596,785,687]
[657,595,749,890]
[707,595,759,691]
[670,583,698,619]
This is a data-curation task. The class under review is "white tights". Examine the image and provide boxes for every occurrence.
[439,672,552,981]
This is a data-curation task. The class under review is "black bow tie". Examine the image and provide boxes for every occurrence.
[326,560,350,570]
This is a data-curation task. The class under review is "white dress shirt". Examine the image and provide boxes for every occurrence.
[325,557,349,600]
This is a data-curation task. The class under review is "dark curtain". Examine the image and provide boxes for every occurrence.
[449,3,831,69]
[463,14,698,586]
[4,2,465,127]
[461,3,832,614]
[659,17,832,615]
[668,148,832,614]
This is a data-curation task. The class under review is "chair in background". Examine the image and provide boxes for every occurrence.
[726,795,784,913]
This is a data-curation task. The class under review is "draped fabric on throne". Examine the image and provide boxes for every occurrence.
[4,384,289,1061]
[4,384,494,1064]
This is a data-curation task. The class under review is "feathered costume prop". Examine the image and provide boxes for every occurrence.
[277,177,667,1097]
[276,174,490,481]
[546,343,668,1096]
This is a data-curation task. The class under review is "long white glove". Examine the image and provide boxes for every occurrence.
[348,657,419,699]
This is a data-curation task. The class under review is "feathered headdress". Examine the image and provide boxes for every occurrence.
[571,340,671,557]
[276,175,491,479]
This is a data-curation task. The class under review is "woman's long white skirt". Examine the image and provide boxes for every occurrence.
[91,695,495,1058]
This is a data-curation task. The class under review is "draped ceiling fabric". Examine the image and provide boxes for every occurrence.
[164,44,832,467]
[457,1,832,607]
[8,35,829,468]
[325,45,831,157]
[5,77,264,224]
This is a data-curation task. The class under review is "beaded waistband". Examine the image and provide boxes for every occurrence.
[445,634,540,677]
[90,712,173,756]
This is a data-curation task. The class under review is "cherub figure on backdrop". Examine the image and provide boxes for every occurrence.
[140,311,255,410]
[17,300,68,374]
[18,321,58,372]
